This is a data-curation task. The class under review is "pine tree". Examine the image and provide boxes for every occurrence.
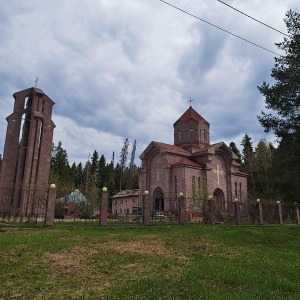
[241,134,255,198]
[253,139,274,199]
[258,10,300,137]
[258,10,300,202]
[229,142,242,164]
[49,141,71,193]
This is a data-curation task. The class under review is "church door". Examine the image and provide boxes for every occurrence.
[213,189,225,212]
[154,188,164,212]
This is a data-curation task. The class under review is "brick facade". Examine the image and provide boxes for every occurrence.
[139,106,248,214]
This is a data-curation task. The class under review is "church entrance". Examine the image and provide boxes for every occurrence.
[213,188,225,212]
[154,188,164,212]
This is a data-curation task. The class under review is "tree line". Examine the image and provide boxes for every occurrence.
[49,140,140,200]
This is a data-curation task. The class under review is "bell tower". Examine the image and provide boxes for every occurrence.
[0,87,55,216]
[173,105,210,152]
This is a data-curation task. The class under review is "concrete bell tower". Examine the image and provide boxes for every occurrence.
[0,87,55,217]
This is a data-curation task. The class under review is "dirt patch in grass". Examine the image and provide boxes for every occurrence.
[41,246,98,275]
[104,237,189,261]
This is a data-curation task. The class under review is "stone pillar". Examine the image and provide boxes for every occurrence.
[178,193,186,225]
[208,195,216,225]
[143,191,150,226]
[294,205,300,225]
[99,187,108,226]
[44,184,57,226]
[234,198,241,225]
[257,199,263,225]
[276,201,283,225]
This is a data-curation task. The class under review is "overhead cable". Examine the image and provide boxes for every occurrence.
[216,0,288,37]
[159,0,281,56]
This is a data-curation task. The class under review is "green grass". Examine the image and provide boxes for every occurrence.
[0,222,300,299]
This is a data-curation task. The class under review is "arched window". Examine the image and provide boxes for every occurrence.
[178,130,181,141]
[189,128,194,139]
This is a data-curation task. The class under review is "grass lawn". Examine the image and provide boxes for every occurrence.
[0,222,299,300]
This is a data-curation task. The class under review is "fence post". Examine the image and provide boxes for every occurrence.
[178,192,186,225]
[99,187,108,226]
[208,195,216,225]
[257,199,263,225]
[234,198,241,225]
[276,201,283,225]
[44,184,57,226]
[143,190,150,226]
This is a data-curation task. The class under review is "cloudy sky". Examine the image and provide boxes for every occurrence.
[1,0,299,166]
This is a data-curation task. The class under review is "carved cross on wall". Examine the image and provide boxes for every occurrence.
[213,164,223,185]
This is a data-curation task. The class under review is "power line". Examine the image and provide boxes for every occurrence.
[216,0,288,37]
[159,0,281,56]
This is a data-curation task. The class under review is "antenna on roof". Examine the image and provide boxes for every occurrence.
[188,98,193,107]
[35,76,39,88]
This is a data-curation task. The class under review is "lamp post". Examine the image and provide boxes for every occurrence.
[208,194,215,225]
[44,183,57,226]
[257,199,263,225]
[276,200,283,225]
[143,190,150,226]
[99,187,108,226]
[178,192,186,225]
[233,198,241,225]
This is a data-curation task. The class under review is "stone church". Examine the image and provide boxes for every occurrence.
[138,105,248,215]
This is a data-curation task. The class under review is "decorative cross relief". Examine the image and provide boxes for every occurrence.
[213,164,223,185]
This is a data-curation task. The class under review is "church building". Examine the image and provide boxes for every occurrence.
[138,105,248,216]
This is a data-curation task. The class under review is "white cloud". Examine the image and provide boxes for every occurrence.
[0,0,299,165]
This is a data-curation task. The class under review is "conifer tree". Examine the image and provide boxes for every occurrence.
[258,10,300,202]
[229,142,242,164]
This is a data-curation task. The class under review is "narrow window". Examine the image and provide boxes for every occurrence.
[235,182,237,198]
[239,182,242,201]
[175,176,178,197]
[178,130,181,141]
[189,128,194,139]
[192,176,196,199]
[202,129,206,141]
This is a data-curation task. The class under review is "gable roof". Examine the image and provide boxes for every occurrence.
[172,158,205,168]
[154,142,191,154]
[173,106,208,126]
[139,141,191,160]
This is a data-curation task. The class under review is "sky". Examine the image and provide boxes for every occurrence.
[1,0,299,166]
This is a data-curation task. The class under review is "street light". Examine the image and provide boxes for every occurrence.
[143,190,150,225]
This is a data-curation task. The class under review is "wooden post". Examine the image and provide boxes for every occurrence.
[99,187,108,226]
[276,201,283,225]
[257,199,263,225]
[208,195,216,225]
[44,184,57,226]
[143,191,150,226]
[234,198,241,225]
[178,192,186,225]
